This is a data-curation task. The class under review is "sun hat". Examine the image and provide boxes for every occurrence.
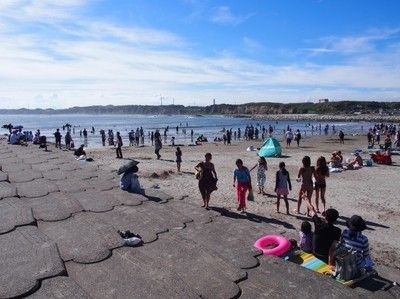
[117,159,140,175]
[346,215,367,231]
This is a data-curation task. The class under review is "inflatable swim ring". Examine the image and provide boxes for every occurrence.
[254,235,291,256]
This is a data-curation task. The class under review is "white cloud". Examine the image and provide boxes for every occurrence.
[0,0,87,22]
[242,37,264,53]
[0,2,399,108]
[312,28,400,54]
[210,6,246,25]
[83,22,185,47]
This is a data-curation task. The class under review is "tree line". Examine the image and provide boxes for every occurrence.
[1,101,400,116]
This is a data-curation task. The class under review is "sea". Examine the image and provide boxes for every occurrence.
[0,114,374,148]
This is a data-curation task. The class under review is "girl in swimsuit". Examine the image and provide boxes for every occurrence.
[314,156,330,214]
[297,156,315,215]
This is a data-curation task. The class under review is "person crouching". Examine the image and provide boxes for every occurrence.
[120,165,143,194]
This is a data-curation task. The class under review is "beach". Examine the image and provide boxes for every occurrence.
[89,132,400,282]
[2,130,400,298]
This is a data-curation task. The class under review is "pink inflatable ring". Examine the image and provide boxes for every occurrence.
[254,235,291,256]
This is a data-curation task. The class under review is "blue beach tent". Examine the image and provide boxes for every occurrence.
[258,137,282,157]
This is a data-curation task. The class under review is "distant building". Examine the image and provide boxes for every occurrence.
[318,99,329,103]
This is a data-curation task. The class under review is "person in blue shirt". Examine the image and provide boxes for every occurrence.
[120,165,143,194]
[341,215,374,270]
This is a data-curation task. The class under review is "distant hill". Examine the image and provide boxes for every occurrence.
[1,101,400,117]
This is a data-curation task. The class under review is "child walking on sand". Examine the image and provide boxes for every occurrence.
[176,147,182,172]
[274,161,291,214]
[296,156,315,216]
[298,220,313,253]
[233,159,252,213]
[250,157,268,195]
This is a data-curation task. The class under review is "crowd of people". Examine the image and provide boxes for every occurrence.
[2,120,385,283]
[190,151,375,279]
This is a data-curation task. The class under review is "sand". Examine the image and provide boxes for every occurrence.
[88,133,400,282]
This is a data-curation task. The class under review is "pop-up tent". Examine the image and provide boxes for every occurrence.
[258,137,282,157]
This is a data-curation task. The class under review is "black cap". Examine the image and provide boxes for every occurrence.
[346,215,367,231]
[324,208,339,223]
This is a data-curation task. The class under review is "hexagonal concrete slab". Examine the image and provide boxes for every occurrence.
[15,178,59,198]
[0,226,65,298]
[55,178,89,193]
[29,276,90,298]
[42,169,69,181]
[0,197,35,233]
[143,188,174,203]
[7,169,43,183]
[0,181,17,199]
[1,162,32,172]
[0,171,8,181]
[70,190,121,212]
[38,212,124,263]
[103,188,146,206]
[25,192,84,221]
[65,247,200,299]
[94,203,190,243]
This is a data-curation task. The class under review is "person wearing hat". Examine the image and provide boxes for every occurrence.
[305,199,341,266]
[341,215,374,269]
[347,152,363,169]
[120,162,143,194]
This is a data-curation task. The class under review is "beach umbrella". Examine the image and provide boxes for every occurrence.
[13,125,23,130]
[117,160,140,175]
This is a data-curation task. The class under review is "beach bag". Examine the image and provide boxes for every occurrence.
[211,177,218,191]
[124,237,143,247]
[118,230,143,247]
[247,189,254,201]
[334,240,361,281]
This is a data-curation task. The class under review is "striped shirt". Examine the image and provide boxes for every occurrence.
[341,229,372,268]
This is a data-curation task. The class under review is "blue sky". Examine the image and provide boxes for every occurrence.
[1,0,400,109]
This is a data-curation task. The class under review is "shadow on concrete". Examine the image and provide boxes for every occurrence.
[210,206,295,230]
[338,215,390,230]
[356,274,399,295]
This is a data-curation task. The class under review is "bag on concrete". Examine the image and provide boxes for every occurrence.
[334,241,361,281]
